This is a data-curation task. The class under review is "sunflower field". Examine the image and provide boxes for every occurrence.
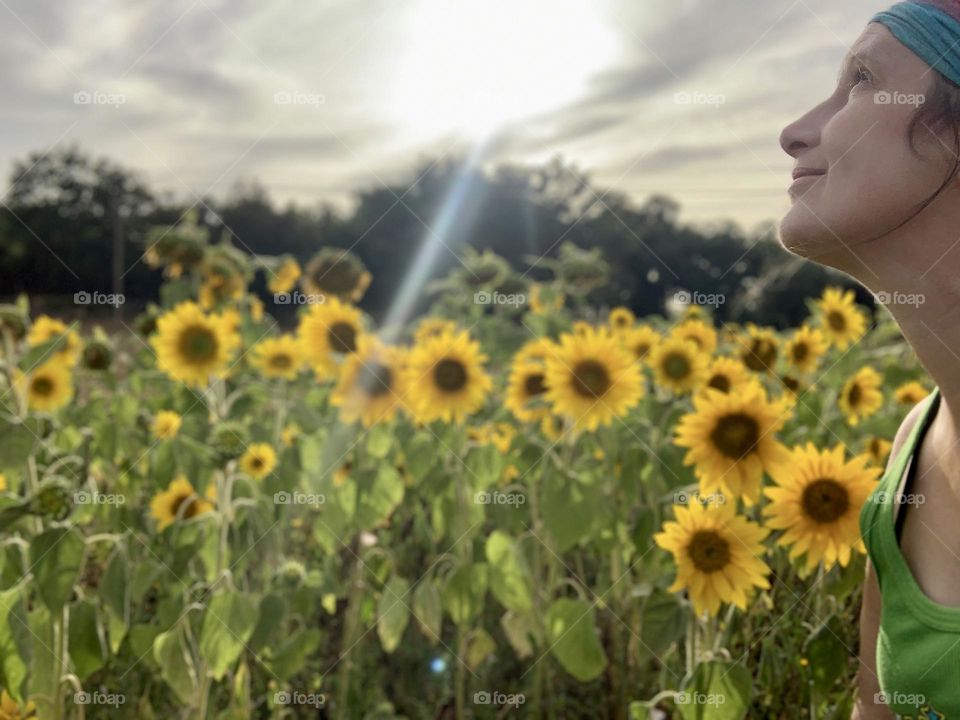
[0,217,930,719]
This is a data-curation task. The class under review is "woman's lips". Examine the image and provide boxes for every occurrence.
[789,168,825,195]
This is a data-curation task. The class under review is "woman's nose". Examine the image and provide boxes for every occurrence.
[780,110,822,158]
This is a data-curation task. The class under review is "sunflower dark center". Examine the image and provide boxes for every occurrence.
[782,376,800,393]
[710,413,760,460]
[32,376,54,396]
[434,358,467,392]
[687,530,731,573]
[250,456,264,469]
[847,382,862,407]
[524,373,547,397]
[827,311,846,331]
[801,478,849,523]
[171,494,200,520]
[328,322,357,353]
[312,260,359,295]
[707,374,731,393]
[664,352,691,379]
[179,325,218,362]
[792,343,808,362]
[634,342,651,359]
[358,362,393,397]
[571,360,610,398]
[744,340,777,371]
[270,354,293,370]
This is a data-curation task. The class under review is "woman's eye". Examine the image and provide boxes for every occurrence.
[852,65,872,87]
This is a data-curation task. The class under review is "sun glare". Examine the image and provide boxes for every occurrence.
[388,0,619,139]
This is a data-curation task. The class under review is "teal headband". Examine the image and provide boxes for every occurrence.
[871,1,960,86]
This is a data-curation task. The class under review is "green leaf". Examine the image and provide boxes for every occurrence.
[412,579,442,644]
[465,443,504,490]
[442,563,488,626]
[377,576,411,653]
[355,465,404,529]
[500,610,538,660]
[679,661,752,720]
[198,591,259,680]
[805,618,846,696]
[0,418,40,471]
[485,531,532,612]
[405,432,436,482]
[263,628,321,680]
[0,585,27,702]
[153,625,198,705]
[639,589,686,661]
[366,423,393,459]
[248,593,287,653]
[545,598,607,682]
[68,600,104,680]
[465,628,496,671]
[541,474,601,552]
[27,606,58,718]
[31,526,85,612]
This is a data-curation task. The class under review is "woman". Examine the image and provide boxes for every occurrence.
[779,1,960,717]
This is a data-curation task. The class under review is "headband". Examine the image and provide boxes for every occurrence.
[871,1,960,86]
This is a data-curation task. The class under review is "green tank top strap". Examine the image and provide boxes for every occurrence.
[859,387,940,594]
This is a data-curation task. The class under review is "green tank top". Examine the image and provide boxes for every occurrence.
[859,386,960,719]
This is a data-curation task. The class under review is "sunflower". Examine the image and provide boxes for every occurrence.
[248,295,265,323]
[333,461,352,488]
[764,443,881,571]
[468,422,516,454]
[250,334,305,381]
[297,297,364,379]
[816,287,867,349]
[268,256,302,295]
[529,283,564,315]
[674,384,792,504]
[894,380,928,406]
[700,356,755,396]
[330,337,406,427]
[150,474,215,531]
[783,325,827,374]
[0,689,36,719]
[540,414,573,442]
[514,337,555,365]
[402,329,492,424]
[505,360,550,423]
[413,317,458,344]
[572,320,595,338]
[619,324,661,363]
[543,326,643,431]
[608,306,635,332]
[152,410,182,439]
[0,474,6,492]
[839,366,883,426]
[864,436,892,467]
[27,315,81,366]
[654,501,771,617]
[15,361,74,413]
[671,319,718,355]
[280,422,301,448]
[648,336,709,394]
[301,247,372,302]
[150,302,239,386]
[739,325,779,373]
[239,443,278,480]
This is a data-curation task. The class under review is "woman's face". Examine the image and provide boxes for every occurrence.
[778,23,953,266]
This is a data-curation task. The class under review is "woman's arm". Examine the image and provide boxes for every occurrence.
[852,401,925,719]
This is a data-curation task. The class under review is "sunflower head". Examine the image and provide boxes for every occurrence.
[506,359,550,423]
[150,474,215,531]
[784,325,827,374]
[27,315,81,366]
[240,443,278,480]
[529,283,565,315]
[150,302,240,386]
[619,325,661,363]
[608,306,636,331]
[331,337,406,427]
[297,297,365,380]
[14,361,74,413]
[894,380,928,406]
[700,356,753,396]
[402,329,491,424]
[671,319,718,355]
[648,336,709,394]
[765,443,881,571]
[268,256,302,295]
[815,287,867,349]
[301,247,372,302]
[739,325,779,373]
[250,334,305,381]
[839,366,883,426]
[152,410,183,440]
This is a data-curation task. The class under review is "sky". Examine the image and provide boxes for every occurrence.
[0,0,890,233]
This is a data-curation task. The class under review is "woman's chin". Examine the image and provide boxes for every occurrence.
[778,209,839,263]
